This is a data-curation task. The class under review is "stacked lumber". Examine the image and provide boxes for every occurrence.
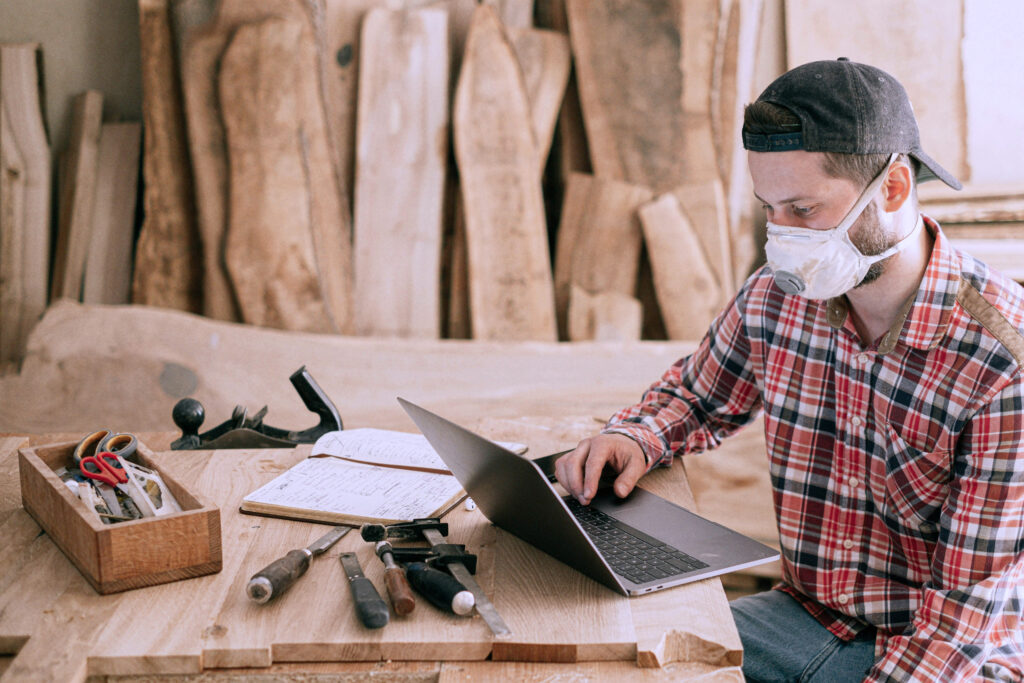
[131,0,765,342]
[2,45,142,371]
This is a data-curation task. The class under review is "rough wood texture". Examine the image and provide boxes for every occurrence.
[82,122,142,305]
[672,179,734,303]
[0,44,50,368]
[453,5,557,341]
[566,0,685,193]
[714,0,764,287]
[508,26,571,172]
[567,286,643,342]
[0,301,692,436]
[132,0,203,314]
[785,0,967,181]
[50,90,104,302]
[353,7,449,338]
[174,0,352,324]
[219,17,353,333]
[3,430,742,678]
[639,193,723,340]
[553,173,652,338]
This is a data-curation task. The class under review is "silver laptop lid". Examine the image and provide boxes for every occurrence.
[398,397,625,593]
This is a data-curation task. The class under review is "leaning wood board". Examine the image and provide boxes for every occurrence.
[0,44,50,366]
[352,7,449,338]
[50,90,103,302]
[453,5,557,341]
[553,173,652,339]
[566,0,686,193]
[507,26,571,173]
[219,17,350,333]
[173,0,353,328]
[639,193,723,340]
[132,0,202,314]
[785,0,967,181]
[2,435,741,677]
[82,122,142,305]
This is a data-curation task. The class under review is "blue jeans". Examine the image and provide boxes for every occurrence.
[731,590,877,682]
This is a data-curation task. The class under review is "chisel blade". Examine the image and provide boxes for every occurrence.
[306,525,351,555]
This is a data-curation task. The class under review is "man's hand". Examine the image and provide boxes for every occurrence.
[554,433,646,505]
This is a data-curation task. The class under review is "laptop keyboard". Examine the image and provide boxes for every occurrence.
[566,497,709,585]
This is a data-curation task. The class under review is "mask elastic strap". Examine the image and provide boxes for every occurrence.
[834,152,900,237]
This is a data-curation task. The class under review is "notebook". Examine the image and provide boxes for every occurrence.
[398,397,780,596]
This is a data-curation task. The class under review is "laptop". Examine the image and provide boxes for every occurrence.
[398,398,780,596]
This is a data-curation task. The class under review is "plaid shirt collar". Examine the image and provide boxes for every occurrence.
[824,215,957,354]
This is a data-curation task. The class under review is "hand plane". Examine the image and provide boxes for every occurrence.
[170,366,343,450]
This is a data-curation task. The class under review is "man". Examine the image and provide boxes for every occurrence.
[556,58,1024,682]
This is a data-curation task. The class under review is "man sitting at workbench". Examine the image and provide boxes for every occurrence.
[556,58,1024,682]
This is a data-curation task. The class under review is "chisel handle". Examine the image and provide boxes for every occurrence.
[406,562,475,616]
[383,566,416,616]
[246,549,311,603]
[348,575,390,629]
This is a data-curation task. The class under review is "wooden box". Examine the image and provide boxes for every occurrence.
[18,440,222,594]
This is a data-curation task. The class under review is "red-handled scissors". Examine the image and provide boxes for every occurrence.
[80,452,131,490]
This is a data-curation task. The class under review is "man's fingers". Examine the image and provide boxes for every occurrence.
[612,450,646,498]
[554,439,590,499]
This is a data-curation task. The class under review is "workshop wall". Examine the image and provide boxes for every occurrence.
[1,0,1022,376]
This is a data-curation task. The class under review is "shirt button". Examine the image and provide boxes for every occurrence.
[857,353,870,364]
[843,539,854,549]
[850,416,863,428]
[838,594,850,605]
[848,477,860,488]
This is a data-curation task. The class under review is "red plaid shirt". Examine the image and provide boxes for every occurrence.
[605,218,1024,682]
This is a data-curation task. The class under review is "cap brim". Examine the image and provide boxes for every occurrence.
[912,149,962,190]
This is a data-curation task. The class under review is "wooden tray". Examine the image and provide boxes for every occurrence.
[18,439,221,594]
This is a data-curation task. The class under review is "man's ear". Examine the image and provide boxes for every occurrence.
[881,160,913,212]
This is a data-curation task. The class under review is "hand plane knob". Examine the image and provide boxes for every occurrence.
[171,398,205,449]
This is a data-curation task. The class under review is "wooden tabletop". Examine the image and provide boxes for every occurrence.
[0,420,746,682]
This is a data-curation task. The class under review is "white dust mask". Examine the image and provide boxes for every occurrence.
[764,153,919,300]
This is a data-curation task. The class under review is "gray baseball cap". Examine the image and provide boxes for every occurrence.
[742,58,962,190]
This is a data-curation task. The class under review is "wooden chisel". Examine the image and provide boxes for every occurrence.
[246,525,351,603]
[339,552,390,629]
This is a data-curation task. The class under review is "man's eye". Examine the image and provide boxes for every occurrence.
[793,206,813,216]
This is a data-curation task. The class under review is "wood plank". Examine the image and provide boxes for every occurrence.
[453,5,557,341]
[86,449,271,676]
[552,173,652,338]
[132,0,203,314]
[352,7,449,338]
[0,300,692,437]
[0,44,50,368]
[82,122,142,305]
[713,0,764,288]
[672,179,734,302]
[323,0,387,212]
[50,90,103,302]
[784,0,967,180]
[679,0,721,186]
[566,0,685,193]
[508,26,571,172]
[567,286,643,342]
[638,193,722,340]
[484,0,535,29]
[218,16,353,333]
[174,0,351,324]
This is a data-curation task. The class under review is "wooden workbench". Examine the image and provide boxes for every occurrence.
[0,421,745,681]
